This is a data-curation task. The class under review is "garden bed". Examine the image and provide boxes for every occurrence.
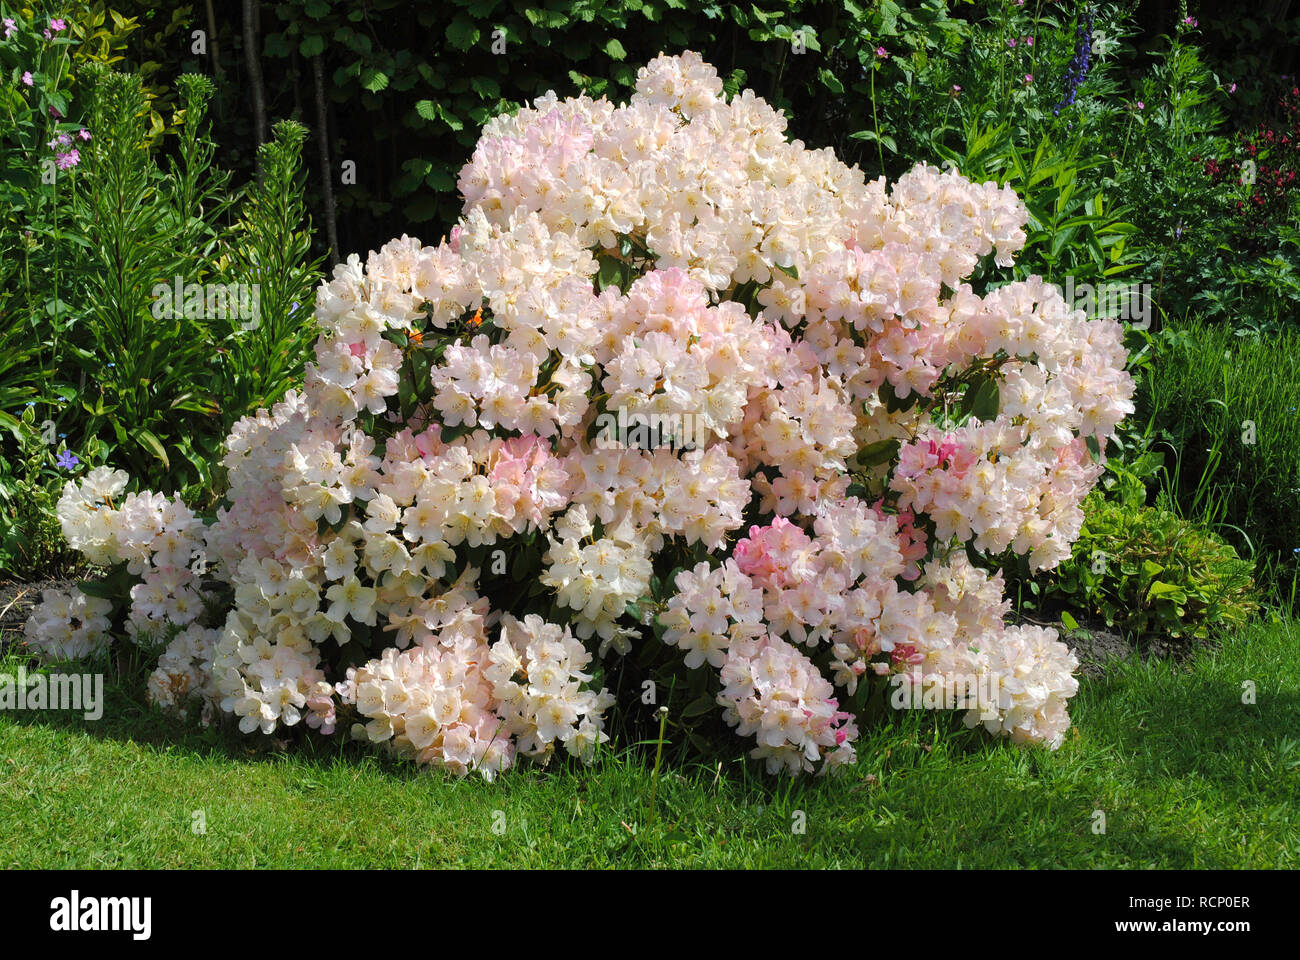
[0,579,74,646]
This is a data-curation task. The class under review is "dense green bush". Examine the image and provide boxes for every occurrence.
[1032,489,1258,641]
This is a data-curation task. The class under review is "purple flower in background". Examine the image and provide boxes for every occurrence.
[3,18,16,39]
[78,128,91,141]
[56,450,79,471]
[1228,83,1237,93]
[55,149,79,169]
[1182,16,1198,27]
[49,18,66,32]
[875,46,889,59]
[21,70,32,86]
[1053,7,1096,115]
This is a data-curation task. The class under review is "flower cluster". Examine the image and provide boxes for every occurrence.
[1053,8,1096,115]
[147,624,221,720]
[336,595,613,779]
[50,466,211,640]
[24,53,1133,777]
[719,632,858,775]
[21,586,112,661]
[1201,87,1300,245]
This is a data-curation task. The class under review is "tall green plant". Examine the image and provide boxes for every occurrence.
[217,118,322,428]
[72,65,223,490]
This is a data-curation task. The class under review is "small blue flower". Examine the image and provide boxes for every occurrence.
[56,450,80,471]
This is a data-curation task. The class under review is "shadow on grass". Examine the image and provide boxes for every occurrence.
[7,633,1293,812]
[1072,654,1300,803]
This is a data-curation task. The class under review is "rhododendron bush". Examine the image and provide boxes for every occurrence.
[22,52,1135,778]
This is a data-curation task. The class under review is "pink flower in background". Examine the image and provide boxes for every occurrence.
[55,149,80,169]
[3,18,16,39]
[1024,73,1034,84]
[49,18,66,32]
[78,128,92,141]
[875,46,889,59]
[21,71,32,86]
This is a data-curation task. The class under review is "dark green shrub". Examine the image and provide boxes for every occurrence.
[1038,490,1258,641]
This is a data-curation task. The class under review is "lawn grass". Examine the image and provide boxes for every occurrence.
[0,618,1296,869]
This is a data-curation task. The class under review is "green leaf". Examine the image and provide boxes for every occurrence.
[299,35,325,57]
[818,68,844,95]
[1147,581,1188,601]
[970,379,1000,421]
[856,438,900,468]
[360,68,389,93]
[1060,610,1079,632]
[446,16,480,51]
[76,579,118,600]
[134,429,170,469]
[681,694,716,719]
[596,255,628,293]
[604,38,627,60]
[850,129,899,153]
[470,76,500,99]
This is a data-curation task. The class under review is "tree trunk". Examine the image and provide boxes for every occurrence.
[312,54,340,267]
[242,0,268,147]
[204,0,223,80]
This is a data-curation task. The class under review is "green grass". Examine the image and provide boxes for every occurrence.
[1139,318,1300,606]
[1,618,1297,868]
